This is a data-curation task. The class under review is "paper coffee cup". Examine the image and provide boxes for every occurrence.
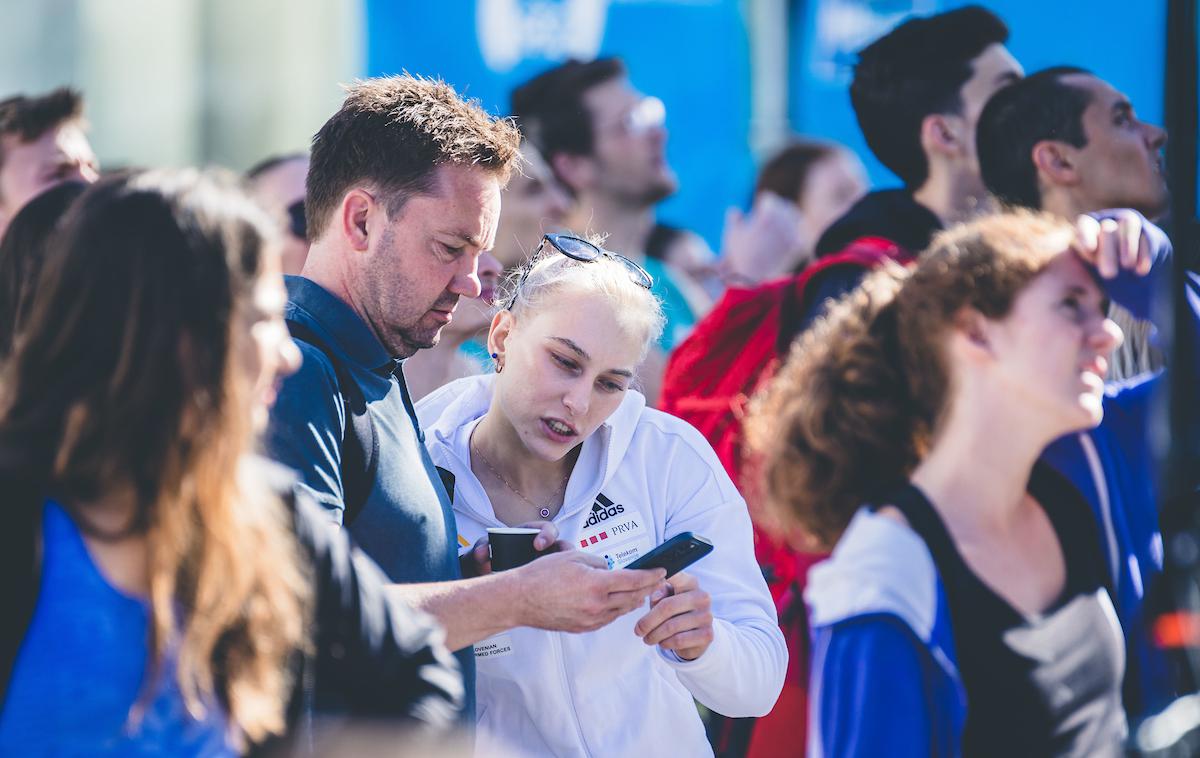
[487,527,541,571]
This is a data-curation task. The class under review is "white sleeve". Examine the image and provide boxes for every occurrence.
[653,427,787,717]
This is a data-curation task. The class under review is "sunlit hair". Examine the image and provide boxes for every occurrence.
[745,210,1076,547]
[499,238,665,360]
[0,168,310,743]
[307,74,523,241]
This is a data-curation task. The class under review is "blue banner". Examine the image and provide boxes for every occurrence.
[366,0,753,248]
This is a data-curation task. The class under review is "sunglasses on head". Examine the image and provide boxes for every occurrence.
[286,199,307,241]
[505,233,654,310]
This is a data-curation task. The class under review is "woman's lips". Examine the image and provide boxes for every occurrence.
[1083,355,1108,379]
[1080,356,1109,391]
[541,417,578,442]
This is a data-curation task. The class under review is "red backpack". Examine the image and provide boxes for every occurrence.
[661,237,909,489]
[659,237,911,758]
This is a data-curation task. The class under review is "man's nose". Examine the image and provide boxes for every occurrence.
[449,258,483,299]
[1145,122,1168,151]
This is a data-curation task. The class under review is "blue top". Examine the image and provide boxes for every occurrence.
[264,275,473,714]
[643,257,698,351]
[0,501,233,756]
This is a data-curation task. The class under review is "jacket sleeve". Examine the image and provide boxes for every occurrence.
[1081,210,1176,437]
[809,615,938,758]
[1088,210,1172,323]
[651,423,787,717]
[291,490,464,725]
[1085,211,1196,482]
[264,341,347,522]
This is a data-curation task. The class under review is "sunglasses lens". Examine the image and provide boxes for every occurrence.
[535,236,652,293]
[550,235,601,261]
[626,96,666,134]
[287,200,307,241]
[613,254,654,289]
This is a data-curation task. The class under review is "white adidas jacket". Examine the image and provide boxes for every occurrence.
[417,374,786,758]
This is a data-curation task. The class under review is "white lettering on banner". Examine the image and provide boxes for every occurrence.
[477,0,610,73]
[474,633,515,659]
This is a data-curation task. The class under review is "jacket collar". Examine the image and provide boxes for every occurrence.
[416,373,648,518]
[814,188,943,258]
[283,275,398,376]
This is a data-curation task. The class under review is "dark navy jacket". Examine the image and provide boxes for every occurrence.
[265,276,474,716]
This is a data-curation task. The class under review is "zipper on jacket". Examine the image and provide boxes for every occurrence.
[551,632,592,756]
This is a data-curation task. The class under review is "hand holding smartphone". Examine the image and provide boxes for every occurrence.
[625,532,713,578]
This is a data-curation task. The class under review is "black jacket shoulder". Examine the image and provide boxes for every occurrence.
[813,189,943,259]
[250,459,465,754]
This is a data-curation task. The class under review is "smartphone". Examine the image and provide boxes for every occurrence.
[625,532,713,577]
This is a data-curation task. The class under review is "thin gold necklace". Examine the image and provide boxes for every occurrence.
[472,439,569,520]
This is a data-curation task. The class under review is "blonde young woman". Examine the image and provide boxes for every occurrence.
[747,210,1172,757]
[0,170,460,755]
[417,234,786,756]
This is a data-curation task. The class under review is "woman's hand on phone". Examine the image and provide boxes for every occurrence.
[633,572,714,661]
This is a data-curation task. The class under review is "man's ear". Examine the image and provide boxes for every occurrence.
[920,113,966,159]
[339,188,377,253]
[551,151,593,195]
[1031,140,1081,188]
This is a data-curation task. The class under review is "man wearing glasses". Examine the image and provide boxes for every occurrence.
[511,58,712,403]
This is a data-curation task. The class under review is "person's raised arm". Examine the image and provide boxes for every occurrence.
[1074,210,1171,322]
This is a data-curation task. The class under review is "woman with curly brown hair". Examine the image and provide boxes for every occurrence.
[0,169,461,755]
[746,210,1169,757]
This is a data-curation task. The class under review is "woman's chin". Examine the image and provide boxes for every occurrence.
[250,404,270,435]
[1075,395,1106,429]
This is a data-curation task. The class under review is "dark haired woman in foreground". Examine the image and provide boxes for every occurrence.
[0,180,87,358]
[0,169,460,755]
[748,210,1171,757]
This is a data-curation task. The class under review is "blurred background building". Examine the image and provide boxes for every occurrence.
[0,0,1173,246]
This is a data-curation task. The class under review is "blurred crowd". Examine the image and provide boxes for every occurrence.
[0,4,1193,757]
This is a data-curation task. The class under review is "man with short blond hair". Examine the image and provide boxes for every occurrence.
[0,87,98,238]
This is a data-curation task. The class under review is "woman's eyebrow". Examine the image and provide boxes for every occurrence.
[550,336,590,360]
[549,336,634,378]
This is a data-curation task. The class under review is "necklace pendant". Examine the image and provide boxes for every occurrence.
[539,507,551,519]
